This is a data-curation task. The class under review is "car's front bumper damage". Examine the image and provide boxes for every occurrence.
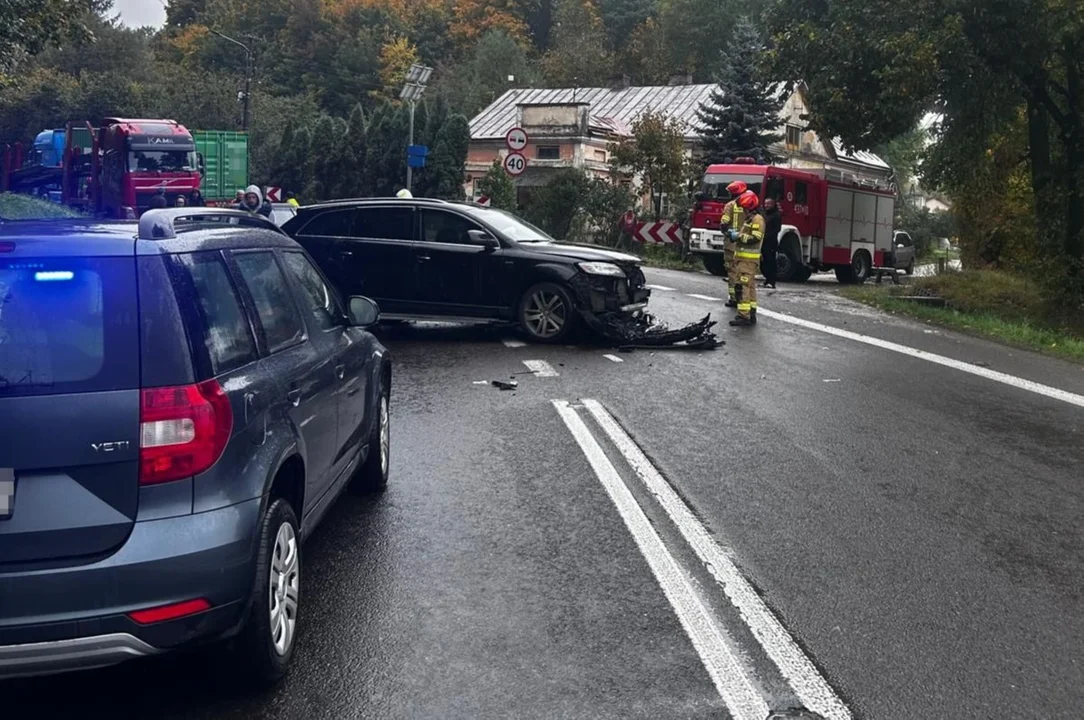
[569,269,720,349]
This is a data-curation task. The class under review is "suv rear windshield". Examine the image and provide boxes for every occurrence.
[0,257,139,397]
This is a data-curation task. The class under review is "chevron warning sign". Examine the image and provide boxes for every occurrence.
[633,221,683,245]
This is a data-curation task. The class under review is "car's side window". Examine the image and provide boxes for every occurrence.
[178,251,258,375]
[899,233,913,247]
[420,209,480,245]
[232,251,306,353]
[281,251,341,332]
[299,209,356,237]
[354,207,414,241]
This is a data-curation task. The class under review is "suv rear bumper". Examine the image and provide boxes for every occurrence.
[0,633,160,679]
[0,497,262,678]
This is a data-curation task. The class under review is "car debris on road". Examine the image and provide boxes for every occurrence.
[581,312,722,350]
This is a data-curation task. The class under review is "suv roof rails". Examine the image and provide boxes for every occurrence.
[304,197,451,208]
[138,208,283,240]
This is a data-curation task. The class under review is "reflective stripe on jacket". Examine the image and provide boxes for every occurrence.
[735,213,765,259]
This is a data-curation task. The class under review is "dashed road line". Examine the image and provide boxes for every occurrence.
[552,400,769,720]
[581,399,852,720]
[687,293,724,302]
[603,354,624,363]
[758,308,1084,409]
[502,338,527,348]
[523,359,559,377]
[646,284,676,291]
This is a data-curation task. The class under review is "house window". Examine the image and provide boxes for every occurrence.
[593,149,607,162]
[536,146,560,160]
[786,125,801,150]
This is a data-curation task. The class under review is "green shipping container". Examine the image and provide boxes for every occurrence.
[193,130,249,202]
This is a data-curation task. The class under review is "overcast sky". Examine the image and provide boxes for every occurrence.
[113,0,166,28]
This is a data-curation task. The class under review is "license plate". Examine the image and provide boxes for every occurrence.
[0,468,14,520]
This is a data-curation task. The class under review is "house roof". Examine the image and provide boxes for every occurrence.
[469,85,719,141]
[829,138,890,170]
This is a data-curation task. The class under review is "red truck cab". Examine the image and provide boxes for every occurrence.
[94,118,201,216]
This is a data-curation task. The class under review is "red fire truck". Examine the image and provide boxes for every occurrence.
[2,118,201,217]
[687,160,897,284]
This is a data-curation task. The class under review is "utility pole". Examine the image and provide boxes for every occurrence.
[400,64,433,194]
[211,30,253,131]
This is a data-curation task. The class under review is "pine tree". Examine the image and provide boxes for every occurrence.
[424,114,471,200]
[695,16,782,166]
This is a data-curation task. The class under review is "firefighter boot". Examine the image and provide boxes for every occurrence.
[729,315,754,327]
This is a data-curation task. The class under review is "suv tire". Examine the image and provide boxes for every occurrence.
[234,498,301,686]
[518,282,576,343]
[351,382,389,493]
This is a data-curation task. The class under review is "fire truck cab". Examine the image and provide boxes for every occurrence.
[688,160,897,284]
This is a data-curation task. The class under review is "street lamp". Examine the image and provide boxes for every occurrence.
[211,29,253,131]
[400,63,433,193]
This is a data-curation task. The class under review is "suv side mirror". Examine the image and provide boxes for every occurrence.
[467,229,499,250]
[348,296,380,327]
[693,191,706,202]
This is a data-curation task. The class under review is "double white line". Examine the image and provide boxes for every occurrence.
[553,399,851,720]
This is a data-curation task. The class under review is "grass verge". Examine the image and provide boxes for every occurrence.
[841,271,1084,364]
[0,192,83,219]
[635,244,703,271]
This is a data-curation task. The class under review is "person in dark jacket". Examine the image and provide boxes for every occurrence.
[760,197,783,288]
[149,187,168,210]
[241,185,273,218]
[190,188,206,207]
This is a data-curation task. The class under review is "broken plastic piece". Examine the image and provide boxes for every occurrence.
[582,311,721,349]
[491,379,518,390]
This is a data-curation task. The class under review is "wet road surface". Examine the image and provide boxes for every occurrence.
[6,268,1083,719]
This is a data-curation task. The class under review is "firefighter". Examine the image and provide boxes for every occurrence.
[729,191,764,327]
[720,180,748,307]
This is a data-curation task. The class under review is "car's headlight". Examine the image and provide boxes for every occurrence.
[578,262,626,277]
[690,230,702,240]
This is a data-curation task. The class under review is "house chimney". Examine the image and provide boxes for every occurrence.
[667,73,693,86]
[608,73,631,90]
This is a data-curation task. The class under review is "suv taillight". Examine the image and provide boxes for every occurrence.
[139,379,233,485]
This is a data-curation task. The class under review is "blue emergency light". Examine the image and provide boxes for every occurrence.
[34,271,74,282]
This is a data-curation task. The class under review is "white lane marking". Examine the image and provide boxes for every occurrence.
[582,399,852,720]
[502,338,527,348]
[552,401,769,720]
[523,359,559,377]
[688,293,724,302]
[603,354,624,363]
[646,284,676,291]
[758,308,1084,409]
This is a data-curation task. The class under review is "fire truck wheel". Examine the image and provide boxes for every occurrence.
[701,254,727,276]
[835,251,872,284]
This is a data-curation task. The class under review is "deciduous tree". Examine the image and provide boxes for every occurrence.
[611,110,688,220]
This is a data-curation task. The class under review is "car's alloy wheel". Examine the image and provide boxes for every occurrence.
[523,289,567,339]
[269,521,299,657]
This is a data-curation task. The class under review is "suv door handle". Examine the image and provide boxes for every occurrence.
[287,388,302,407]
[335,364,346,380]
[417,255,431,262]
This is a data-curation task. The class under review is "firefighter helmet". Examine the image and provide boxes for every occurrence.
[726,180,748,196]
[737,191,759,211]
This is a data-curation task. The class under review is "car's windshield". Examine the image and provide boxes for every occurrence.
[460,206,555,243]
[128,149,198,172]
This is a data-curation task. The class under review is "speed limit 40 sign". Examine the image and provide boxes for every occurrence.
[503,152,527,176]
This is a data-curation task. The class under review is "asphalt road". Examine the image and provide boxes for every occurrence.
[6,267,1083,719]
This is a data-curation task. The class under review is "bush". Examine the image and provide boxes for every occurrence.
[913,270,1044,322]
[0,193,83,219]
